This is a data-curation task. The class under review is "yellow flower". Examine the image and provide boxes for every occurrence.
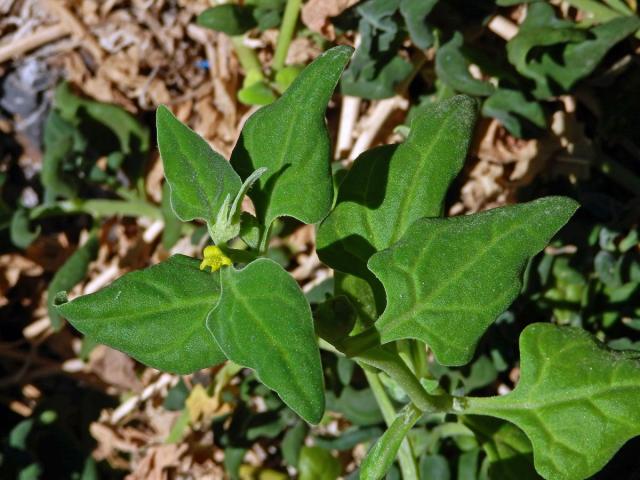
[199,245,232,272]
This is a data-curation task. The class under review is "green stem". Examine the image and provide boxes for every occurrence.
[363,369,419,480]
[231,36,265,81]
[31,198,162,221]
[272,0,303,71]
[358,346,452,414]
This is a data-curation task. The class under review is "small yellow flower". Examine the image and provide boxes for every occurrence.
[199,245,232,272]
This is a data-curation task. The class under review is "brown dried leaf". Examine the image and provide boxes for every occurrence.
[301,0,359,40]
[89,345,143,392]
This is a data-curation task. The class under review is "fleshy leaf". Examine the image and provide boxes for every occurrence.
[206,258,325,423]
[507,3,640,99]
[317,95,477,284]
[464,323,640,480]
[230,46,352,229]
[436,32,495,97]
[55,255,226,374]
[463,416,540,480]
[197,4,257,35]
[482,89,546,139]
[156,105,242,224]
[368,197,578,366]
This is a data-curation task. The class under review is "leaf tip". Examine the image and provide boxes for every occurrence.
[52,290,69,309]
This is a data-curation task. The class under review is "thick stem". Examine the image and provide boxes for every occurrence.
[358,346,452,414]
[363,369,419,480]
[272,0,302,71]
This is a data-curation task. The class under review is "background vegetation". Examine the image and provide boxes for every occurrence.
[0,0,639,478]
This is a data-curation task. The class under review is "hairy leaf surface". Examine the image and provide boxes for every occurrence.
[465,323,640,480]
[156,105,241,223]
[368,197,578,365]
[360,403,423,480]
[317,95,477,283]
[207,258,324,424]
[56,255,226,373]
[230,46,352,229]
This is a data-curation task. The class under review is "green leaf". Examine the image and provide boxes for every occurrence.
[317,95,477,286]
[55,255,225,374]
[482,89,546,138]
[507,4,640,98]
[206,258,325,423]
[10,208,40,249]
[41,110,79,199]
[436,32,495,97]
[360,403,423,480]
[419,454,451,480]
[464,323,640,480]
[298,446,341,480]
[55,82,150,156]
[368,197,578,366]
[237,80,277,106]
[230,45,353,229]
[156,105,242,225]
[463,416,540,480]
[326,386,385,426]
[282,421,309,467]
[197,5,257,35]
[399,0,437,49]
[161,182,183,250]
[47,233,99,331]
[340,0,412,99]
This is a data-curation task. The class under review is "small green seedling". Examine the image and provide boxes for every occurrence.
[55,46,640,480]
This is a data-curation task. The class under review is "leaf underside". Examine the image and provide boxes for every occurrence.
[207,258,325,424]
[230,45,353,228]
[368,197,579,366]
[56,255,226,374]
[156,105,241,223]
[466,323,640,480]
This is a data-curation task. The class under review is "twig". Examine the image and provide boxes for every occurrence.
[40,0,104,62]
[84,262,120,295]
[110,373,177,424]
[349,96,409,161]
[487,15,519,41]
[0,24,68,63]
[336,95,362,159]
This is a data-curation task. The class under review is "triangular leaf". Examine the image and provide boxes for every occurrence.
[156,105,242,224]
[207,258,325,423]
[55,255,226,374]
[464,323,640,480]
[230,46,353,229]
[317,95,477,284]
[368,197,578,366]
